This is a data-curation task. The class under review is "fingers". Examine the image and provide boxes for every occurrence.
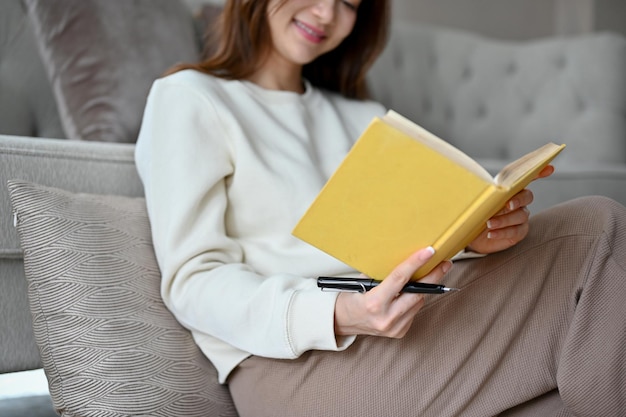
[468,189,534,254]
[373,251,452,336]
[380,246,435,298]
[487,206,530,232]
[381,260,452,337]
[496,189,534,215]
[333,247,453,338]
[536,164,554,179]
[486,218,529,243]
[508,188,534,211]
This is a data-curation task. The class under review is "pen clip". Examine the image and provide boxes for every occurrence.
[319,280,367,293]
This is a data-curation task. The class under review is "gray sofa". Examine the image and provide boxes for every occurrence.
[2,0,626,416]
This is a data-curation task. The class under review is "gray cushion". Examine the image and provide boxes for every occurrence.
[8,180,237,417]
[0,135,144,374]
[24,0,200,143]
[0,0,65,139]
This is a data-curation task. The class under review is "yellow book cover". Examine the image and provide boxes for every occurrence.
[292,110,565,280]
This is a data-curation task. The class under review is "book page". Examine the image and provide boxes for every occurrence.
[383,110,493,182]
[494,143,565,187]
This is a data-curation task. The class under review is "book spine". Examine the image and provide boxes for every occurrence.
[412,185,505,279]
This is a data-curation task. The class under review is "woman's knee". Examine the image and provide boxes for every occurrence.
[531,195,625,239]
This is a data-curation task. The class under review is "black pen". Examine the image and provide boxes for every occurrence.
[317,277,458,294]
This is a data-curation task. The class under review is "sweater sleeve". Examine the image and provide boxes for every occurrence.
[135,76,354,360]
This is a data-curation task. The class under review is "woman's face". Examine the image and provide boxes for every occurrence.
[265,0,361,69]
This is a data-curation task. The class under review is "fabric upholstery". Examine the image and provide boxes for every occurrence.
[0,258,41,374]
[194,3,222,59]
[0,135,143,374]
[24,0,200,142]
[368,22,626,165]
[7,180,237,417]
[0,0,64,139]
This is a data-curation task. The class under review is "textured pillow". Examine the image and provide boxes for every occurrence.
[24,0,200,143]
[7,180,238,417]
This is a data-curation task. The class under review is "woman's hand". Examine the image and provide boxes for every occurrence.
[467,165,554,255]
[334,247,452,338]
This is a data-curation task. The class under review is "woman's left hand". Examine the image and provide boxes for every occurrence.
[467,165,554,255]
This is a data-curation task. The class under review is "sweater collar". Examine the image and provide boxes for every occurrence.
[238,79,315,104]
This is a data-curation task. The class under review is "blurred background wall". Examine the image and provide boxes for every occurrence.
[392,0,626,40]
[196,0,626,40]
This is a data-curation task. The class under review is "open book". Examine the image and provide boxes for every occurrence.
[292,110,565,280]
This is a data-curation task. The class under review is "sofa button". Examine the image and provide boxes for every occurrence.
[445,106,454,121]
[422,97,432,113]
[524,101,534,114]
[506,62,517,75]
[462,66,472,80]
[393,50,404,67]
[476,103,487,118]
[429,54,438,69]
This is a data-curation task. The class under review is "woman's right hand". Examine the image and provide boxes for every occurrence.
[334,247,452,338]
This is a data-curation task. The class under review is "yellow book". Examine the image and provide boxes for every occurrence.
[292,110,565,280]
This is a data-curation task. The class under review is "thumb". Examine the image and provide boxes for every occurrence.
[381,246,436,295]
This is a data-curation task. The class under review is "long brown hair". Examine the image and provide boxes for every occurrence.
[169,0,390,99]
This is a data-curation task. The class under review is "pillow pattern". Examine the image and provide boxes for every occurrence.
[8,180,237,417]
[23,0,200,143]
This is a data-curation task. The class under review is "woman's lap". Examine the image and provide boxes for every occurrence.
[228,196,626,417]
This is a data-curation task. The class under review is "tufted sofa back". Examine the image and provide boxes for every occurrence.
[2,0,626,163]
[368,22,626,165]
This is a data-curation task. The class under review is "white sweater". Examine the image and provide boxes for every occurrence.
[135,69,386,382]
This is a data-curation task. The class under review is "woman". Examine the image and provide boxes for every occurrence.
[135,1,626,416]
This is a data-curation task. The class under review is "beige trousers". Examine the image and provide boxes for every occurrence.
[228,196,626,417]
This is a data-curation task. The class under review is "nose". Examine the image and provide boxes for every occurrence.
[312,0,336,24]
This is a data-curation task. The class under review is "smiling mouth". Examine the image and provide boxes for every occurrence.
[294,20,326,41]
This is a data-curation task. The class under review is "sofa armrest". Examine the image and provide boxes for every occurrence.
[0,134,143,374]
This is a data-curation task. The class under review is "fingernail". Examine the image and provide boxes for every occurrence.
[442,261,453,273]
[419,246,435,260]
[509,200,516,211]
